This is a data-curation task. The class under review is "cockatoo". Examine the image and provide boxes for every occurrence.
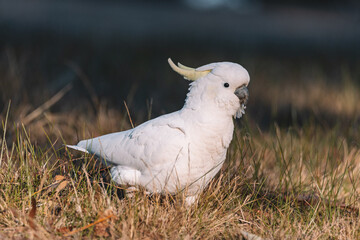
[66,58,250,205]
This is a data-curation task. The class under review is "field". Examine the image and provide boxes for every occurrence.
[0,46,360,239]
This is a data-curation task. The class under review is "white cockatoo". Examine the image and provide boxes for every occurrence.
[67,58,250,205]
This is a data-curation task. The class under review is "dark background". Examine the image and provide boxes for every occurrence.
[0,0,359,142]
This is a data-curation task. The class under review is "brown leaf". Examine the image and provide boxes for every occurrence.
[54,175,66,182]
[55,180,69,194]
[28,218,37,230]
[57,226,73,234]
[27,197,38,230]
[29,197,37,219]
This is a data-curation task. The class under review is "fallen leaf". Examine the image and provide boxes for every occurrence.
[54,175,66,182]
[29,197,37,219]
[27,197,38,229]
[55,180,69,194]
[57,226,73,234]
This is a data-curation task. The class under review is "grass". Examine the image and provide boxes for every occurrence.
[1,102,360,239]
[0,48,360,238]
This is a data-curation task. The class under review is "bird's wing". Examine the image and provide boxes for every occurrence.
[76,111,187,171]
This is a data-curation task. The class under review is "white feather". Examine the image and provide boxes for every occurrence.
[65,144,89,153]
[68,60,250,204]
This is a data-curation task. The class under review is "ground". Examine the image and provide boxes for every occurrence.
[0,48,359,239]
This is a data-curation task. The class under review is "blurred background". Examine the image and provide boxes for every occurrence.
[0,0,359,145]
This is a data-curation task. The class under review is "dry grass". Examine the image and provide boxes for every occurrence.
[1,100,360,239]
[0,50,360,239]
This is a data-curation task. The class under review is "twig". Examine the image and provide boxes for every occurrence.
[123,101,134,128]
[63,214,115,237]
[22,83,73,125]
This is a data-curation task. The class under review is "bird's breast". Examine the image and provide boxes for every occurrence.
[183,119,234,184]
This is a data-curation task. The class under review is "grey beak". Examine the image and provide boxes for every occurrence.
[234,86,249,105]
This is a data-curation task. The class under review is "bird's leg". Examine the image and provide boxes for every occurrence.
[110,166,141,186]
[110,166,149,198]
[110,166,124,185]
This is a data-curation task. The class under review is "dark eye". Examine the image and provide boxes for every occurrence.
[223,83,229,88]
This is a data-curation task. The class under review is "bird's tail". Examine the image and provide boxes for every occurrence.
[65,142,114,166]
[64,144,89,153]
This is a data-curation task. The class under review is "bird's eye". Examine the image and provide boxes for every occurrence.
[223,83,229,88]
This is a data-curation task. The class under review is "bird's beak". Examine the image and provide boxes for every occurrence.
[234,86,249,105]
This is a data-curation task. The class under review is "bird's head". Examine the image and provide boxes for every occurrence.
[168,58,250,119]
